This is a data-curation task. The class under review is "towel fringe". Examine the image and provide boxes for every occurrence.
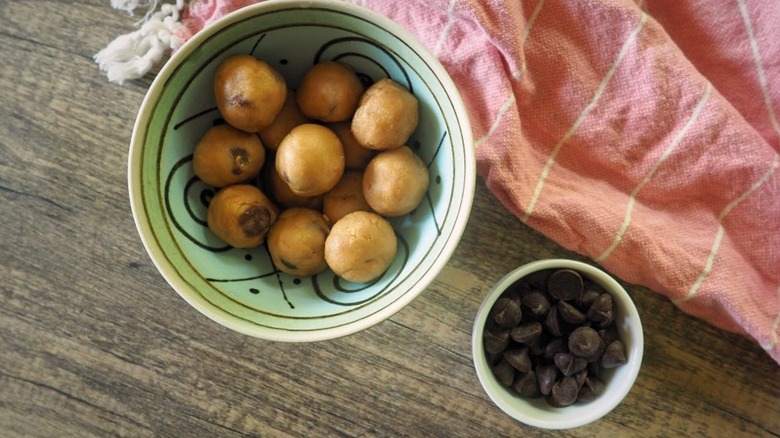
[95,0,186,84]
[110,0,156,15]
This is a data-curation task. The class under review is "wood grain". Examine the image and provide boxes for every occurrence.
[1,1,779,437]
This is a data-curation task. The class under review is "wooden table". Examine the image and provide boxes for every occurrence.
[2,2,779,437]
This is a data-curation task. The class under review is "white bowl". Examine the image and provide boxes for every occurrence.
[471,259,644,429]
[128,0,475,341]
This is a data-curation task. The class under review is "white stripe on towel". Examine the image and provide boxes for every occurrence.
[762,286,780,351]
[738,0,780,141]
[596,82,713,262]
[434,0,458,56]
[474,94,516,150]
[522,11,649,222]
[515,0,546,80]
[474,0,545,150]
[674,155,780,304]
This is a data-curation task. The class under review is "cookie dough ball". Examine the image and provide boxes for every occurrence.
[267,163,324,210]
[259,90,310,151]
[351,78,419,150]
[193,124,265,187]
[296,61,364,122]
[324,211,397,283]
[207,184,278,248]
[267,208,331,276]
[323,171,372,223]
[275,123,345,197]
[214,54,287,132]
[328,121,376,170]
[363,146,429,217]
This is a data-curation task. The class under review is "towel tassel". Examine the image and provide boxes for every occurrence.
[94,0,187,84]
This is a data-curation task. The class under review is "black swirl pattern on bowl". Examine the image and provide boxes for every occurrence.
[164,154,230,252]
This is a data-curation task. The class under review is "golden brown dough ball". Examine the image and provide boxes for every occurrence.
[323,171,372,223]
[259,90,310,151]
[275,123,345,197]
[296,61,364,123]
[363,146,429,217]
[214,54,287,133]
[192,124,265,187]
[267,163,324,210]
[350,78,419,150]
[267,208,331,276]
[328,121,376,170]
[207,184,278,249]
[324,211,397,283]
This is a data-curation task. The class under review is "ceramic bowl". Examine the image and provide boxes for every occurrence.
[471,259,643,429]
[128,0,474,341]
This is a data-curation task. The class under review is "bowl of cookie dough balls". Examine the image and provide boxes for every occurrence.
[127,0,475,341]
[471,259,644,429]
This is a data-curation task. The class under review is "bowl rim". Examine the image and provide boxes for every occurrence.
[127,0,476,341]
[471,259,644,429]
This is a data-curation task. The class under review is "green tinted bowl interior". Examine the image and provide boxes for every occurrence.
[130,1,474,341]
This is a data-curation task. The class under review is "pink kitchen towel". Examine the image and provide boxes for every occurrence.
[98,0,780,365]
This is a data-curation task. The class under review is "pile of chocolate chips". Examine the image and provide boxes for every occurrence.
[483,268,628,407]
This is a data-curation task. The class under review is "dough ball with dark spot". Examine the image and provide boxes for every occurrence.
[207,184,278,248]
[193,124,265,187]
[214,54,287,133]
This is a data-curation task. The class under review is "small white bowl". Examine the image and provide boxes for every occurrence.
[471,259,643,429]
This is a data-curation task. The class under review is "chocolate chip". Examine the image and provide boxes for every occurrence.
[524,269,552,290]
[577,284,603,309]
[490,296,522,328]
[510,321,543,345]
[512,370,542,398]
[503,347,532,373]
[522,290,550,317]
[492,357,515,387]
[587,293,614,327]
[545,305,563,337]
[583,337,606,363]
[554,352,588,377]
[543,337,567,360]
[483,324,510,355]
[547,269,583,301]
[601,340,628,368]
[239,205,272,237]
[557,300,586,324]
[485,350,502,366]
[537,364,558,396]
[577,385,596,402]
[549,376,579,407]
[230,147,249,175]
[568,326,603,358]
[577,377,605,402]
[229,94,250,107]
